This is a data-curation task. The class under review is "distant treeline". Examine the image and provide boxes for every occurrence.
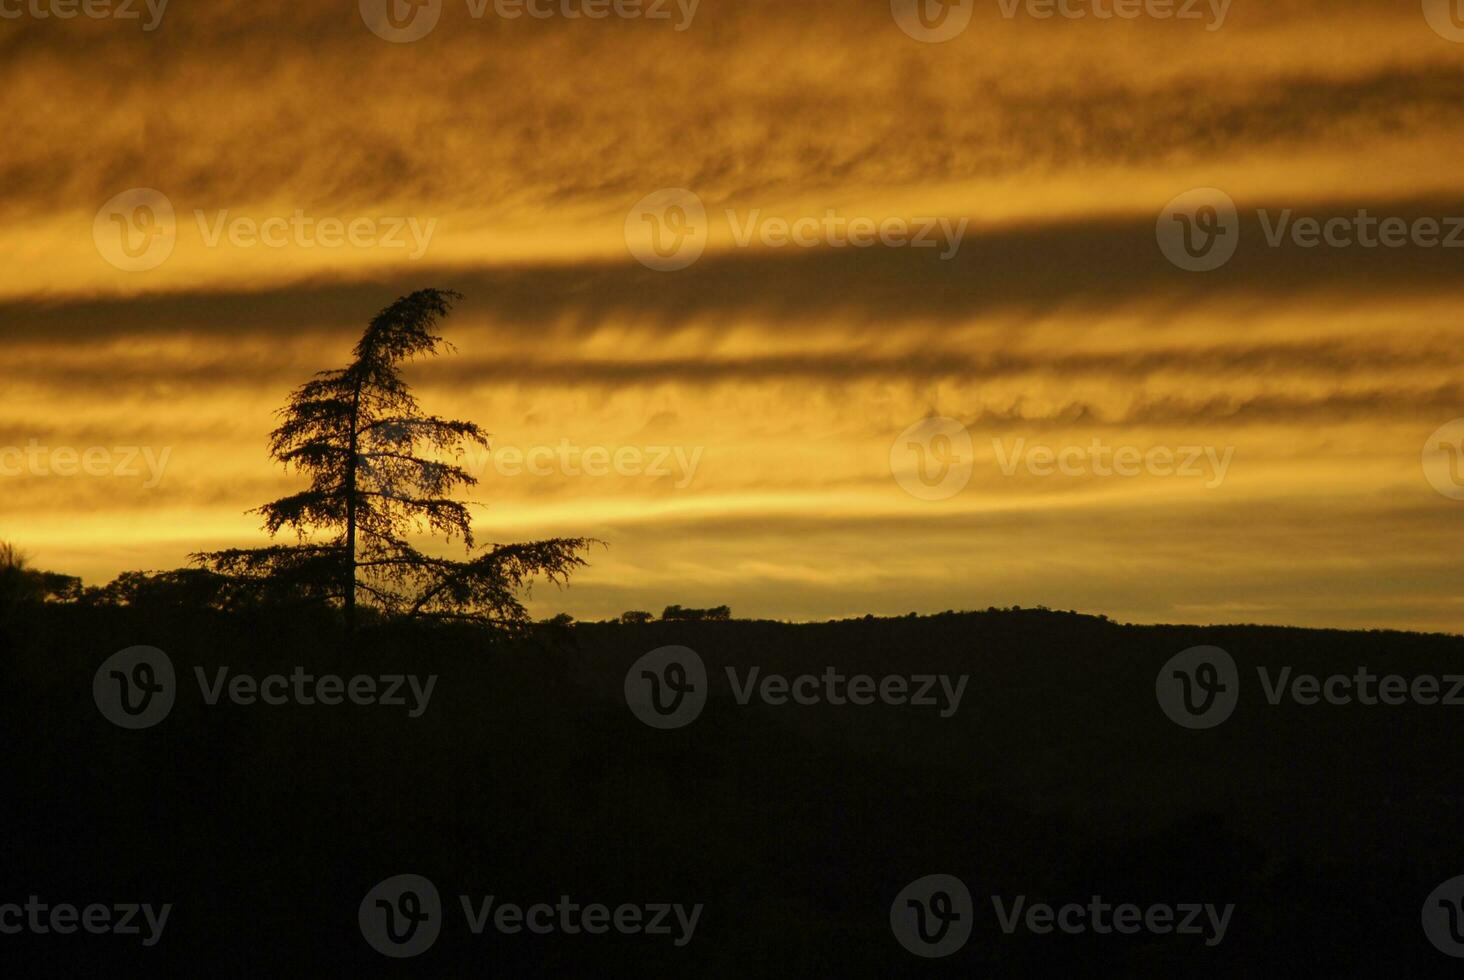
[620,605,732,624]
[0,548,741,629]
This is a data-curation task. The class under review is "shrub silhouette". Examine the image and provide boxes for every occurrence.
[661,604,731,622]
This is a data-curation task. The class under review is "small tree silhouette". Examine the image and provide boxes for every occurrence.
[194,289,594,632]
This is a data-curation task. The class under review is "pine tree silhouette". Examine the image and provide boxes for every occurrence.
[195,289,594,633]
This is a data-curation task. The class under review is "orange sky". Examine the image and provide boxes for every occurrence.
[3,0,1462,631]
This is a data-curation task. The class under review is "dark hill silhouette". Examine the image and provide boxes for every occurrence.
[3,601,1463,974]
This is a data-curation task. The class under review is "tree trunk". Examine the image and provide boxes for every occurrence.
[344,378,362,638]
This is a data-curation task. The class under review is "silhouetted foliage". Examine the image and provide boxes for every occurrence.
[620,610,653,624]
[70,566,336,616]
[81,568,235,610]
[0,542,82,615]
[193,289,595,631]
[661,604,731,622]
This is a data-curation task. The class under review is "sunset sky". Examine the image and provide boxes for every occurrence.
[3,0,1461,631]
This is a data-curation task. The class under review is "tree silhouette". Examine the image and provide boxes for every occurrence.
[194,289,594,632]
[0,541,82,617]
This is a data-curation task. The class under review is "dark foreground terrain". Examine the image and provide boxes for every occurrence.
[4,604,1464,976]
